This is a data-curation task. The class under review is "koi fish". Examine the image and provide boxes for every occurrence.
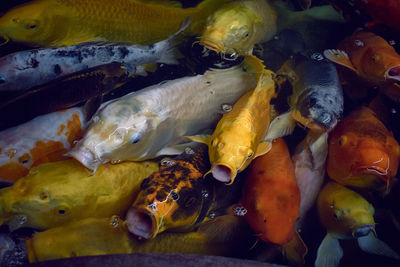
[70,56,261,172]
[126,145,243,239]
[0,63,129,130]
[200,0,277,57]
[327,107,400,193]
[0,0,224,46]
[0,20,188,92]
[240,138,306,265]
[0,159,158,230]
[265,51,343,141]
[316,182,400,267]
[324,31,400,85]
[188,57,276,184]
[0,107,86,181]
[22,215,252,263]
[293,132,328,229]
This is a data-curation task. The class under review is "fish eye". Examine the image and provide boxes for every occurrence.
[333,209,343,220]
[39,191,49,200]
[338,136,347,146]
[55,205,70,216]
[371,54,380,63]
[130,133,142,144]
[248,152,254,158]
[22,19,40,30]
[170,191,179,201]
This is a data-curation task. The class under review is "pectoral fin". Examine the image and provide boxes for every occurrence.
[155,143,194,156]
[308,132,329,170]
[315,233,343,267]
[357,232,400,259]
[255,141,272,157]
[185,134,211,145]
[263,112,296,142]
[282,231,308,266]
[83,95,103,121]
[323,49,358,73]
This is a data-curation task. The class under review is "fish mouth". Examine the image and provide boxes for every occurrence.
[353,166,388,180]
[352,224,375,238]
[199,38,224,54]
[125,207,157,240]
[68,146,102,174]
[385,66,400,81]
[208,164,236,184]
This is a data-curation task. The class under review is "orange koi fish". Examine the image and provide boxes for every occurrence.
[327,107,400,193]
[324,31,400,85]
[0,107,86,181]
[240,138,306,265]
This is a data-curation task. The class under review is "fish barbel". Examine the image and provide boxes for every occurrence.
[70,56,261,172]
[0,0,224,46]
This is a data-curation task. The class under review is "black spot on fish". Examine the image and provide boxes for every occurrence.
[151,50,156,55]
[148,44,155,49]
[56,50,83,63]
[28,58,39,68]
[53,64,62,75]
[118,47,129,58]
[106,46,115,57]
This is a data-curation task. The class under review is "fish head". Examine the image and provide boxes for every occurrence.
[0,172,76,231]
[200,5,255,58]
[71,102,157,171]
[360,47,400,83]
[0,0,59,45]
[318,182,375,237]
[207,133,254,184]
[296,88,343,131]
[126,148,213,239]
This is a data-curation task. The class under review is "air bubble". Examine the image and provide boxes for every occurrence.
[160,158,175,167]
[110,215,120,228]
[201,189,209,198]
[355,40,364,47]
[221,104,232,113]
[232,205,247,216]
[208,211,216,219]
[111,160,121,164]
[311,53,324,61]
[184,147,195,155]
[17,215,27,225]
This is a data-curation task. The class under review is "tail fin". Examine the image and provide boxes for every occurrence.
[282,230,308,266]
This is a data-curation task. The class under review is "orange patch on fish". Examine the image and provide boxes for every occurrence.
[0,162,29,181]
[30,141,69,167]
[7,148,16,159]
[65,113,82,146]
[57,124,66,136]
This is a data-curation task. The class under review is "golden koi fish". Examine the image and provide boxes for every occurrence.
[0,0,224,46]
[0,159,158,230]
[188,56,276,184]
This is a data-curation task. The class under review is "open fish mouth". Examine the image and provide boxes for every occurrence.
[385,65,400,81]
[207,163,236,184]
[68,147,102,174]
[352,224,375,238]
[125,207,157,240]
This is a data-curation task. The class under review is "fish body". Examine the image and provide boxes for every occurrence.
[0,0,223,46]
[0,21,186,92]
[324,31,400,85]
[293,132,328,228]
[189,57,276,183]
[70,57,260,172]
[265,51,343,141]
[126,145,243,239]
[0,63,129,130]
[315,182,399,267]
[0,159,158,230]
[327,107,399,192]
[241,138,300,245]
[0,107,86,181]
[25,215,252,263]
[200,0,277,57]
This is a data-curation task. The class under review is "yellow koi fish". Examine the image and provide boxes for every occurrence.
[0,0,224,47]
[24,215,253,263]
[188,56,276,184]
[200,0,277,57]
[0,159,158,230]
